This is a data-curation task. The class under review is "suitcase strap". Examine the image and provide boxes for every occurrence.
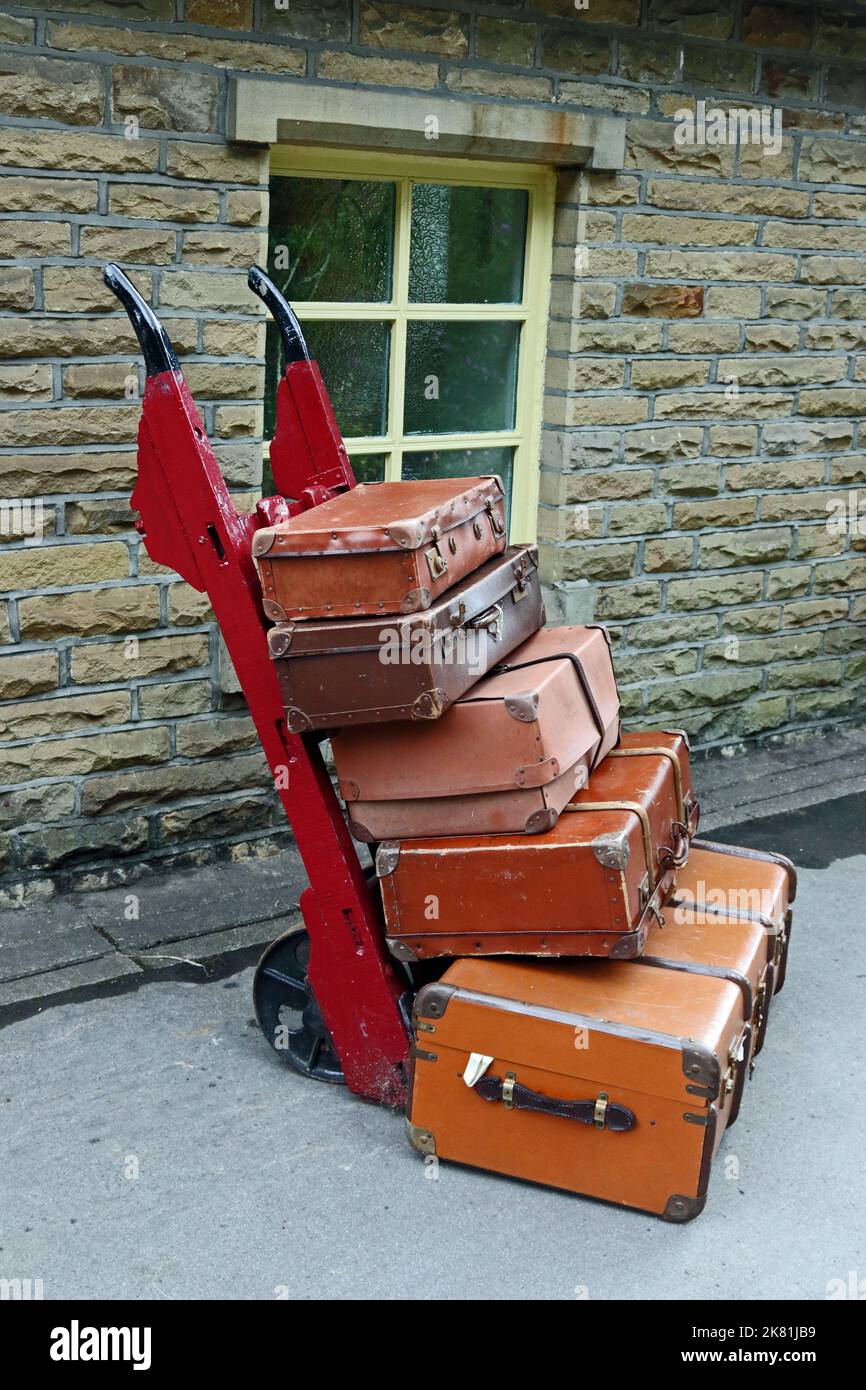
[607,745,699,833]
[475,1075,636,1132]
[565,798,664,891]
[490,652,615,773]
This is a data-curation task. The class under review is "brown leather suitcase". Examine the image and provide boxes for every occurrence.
[266,547,543,732]
[376,773,679,962]
[407,956,752,1221]
[666,839,796,993]
[334,625,620,842]
[252,476,507,621]
[638,906,774,1066]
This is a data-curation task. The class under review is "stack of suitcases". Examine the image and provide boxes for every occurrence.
[254,472,796,1224]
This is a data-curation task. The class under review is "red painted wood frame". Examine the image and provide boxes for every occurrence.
[104,264,410,1106]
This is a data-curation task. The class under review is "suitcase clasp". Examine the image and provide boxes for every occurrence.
[425,525,448,580]
[485,497,505,538]
[512,554,529,600]
[467,603,503,641]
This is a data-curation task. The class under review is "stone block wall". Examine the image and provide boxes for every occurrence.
[0,0,864,906]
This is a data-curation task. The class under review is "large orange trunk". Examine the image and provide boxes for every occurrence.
[407,956,750,1221]
[668,839,796,992]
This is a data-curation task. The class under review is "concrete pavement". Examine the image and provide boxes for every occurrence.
[1,791,864,1300]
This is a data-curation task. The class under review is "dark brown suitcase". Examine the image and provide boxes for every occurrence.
[334,625,620,842]
[252,476,507,621]
[407,957,752,1221]
[267,547,543,732]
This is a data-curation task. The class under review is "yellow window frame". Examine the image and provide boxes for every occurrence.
[268,145,555,544]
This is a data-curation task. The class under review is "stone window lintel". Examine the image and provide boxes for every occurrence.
[228,78,626,171]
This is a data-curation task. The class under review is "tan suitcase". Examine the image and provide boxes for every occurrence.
[407,956,751,1221]
[334,625,620,841]
[252,476,507,621]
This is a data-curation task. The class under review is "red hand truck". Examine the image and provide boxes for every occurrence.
[104,264,411,1107]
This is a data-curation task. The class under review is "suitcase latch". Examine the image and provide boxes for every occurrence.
[772,925,787,967]
[512,555,529,601]
[467,603,503,641]
[485,497,505,538]
[722,1037,746,1097]
[425,525,448,580]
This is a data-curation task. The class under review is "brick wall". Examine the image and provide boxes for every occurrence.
[0,0,864,907]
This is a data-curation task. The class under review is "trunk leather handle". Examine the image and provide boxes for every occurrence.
[475,1074,636,1131]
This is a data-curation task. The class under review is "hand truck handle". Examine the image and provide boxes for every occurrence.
[247,264,310,365]
[103,262,179,378]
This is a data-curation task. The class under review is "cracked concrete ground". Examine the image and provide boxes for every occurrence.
[0,784,863,1300]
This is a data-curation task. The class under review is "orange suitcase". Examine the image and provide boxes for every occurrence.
[407,957,752,1221]
[376,748,688,963]
[252,476,507,621]
[638,906,774,1065]
[667,839,796,992]
[335,625,620,841]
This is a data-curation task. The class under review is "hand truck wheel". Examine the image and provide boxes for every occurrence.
[253,925,345,1084]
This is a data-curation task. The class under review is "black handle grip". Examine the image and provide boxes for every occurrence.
[103,263,178,378]
[475,1075,635,1131]
[248,264,310,365]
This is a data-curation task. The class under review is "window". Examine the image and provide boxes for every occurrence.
[265,148,555,543]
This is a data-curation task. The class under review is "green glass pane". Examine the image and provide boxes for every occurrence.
[401,447,514,529]
[404,320,519,435]
[308,320,391,439]
[268,176,395,303]
[408,184,528,304]
[264,320,390,445]
[350,452,387,483]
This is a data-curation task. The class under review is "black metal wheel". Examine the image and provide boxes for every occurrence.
[253,926,345,1084]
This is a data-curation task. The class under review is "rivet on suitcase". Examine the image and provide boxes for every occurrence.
[406,957,751,1221]
[267,547,543,732]
[252,476,508,621]
[334,624,620,842]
